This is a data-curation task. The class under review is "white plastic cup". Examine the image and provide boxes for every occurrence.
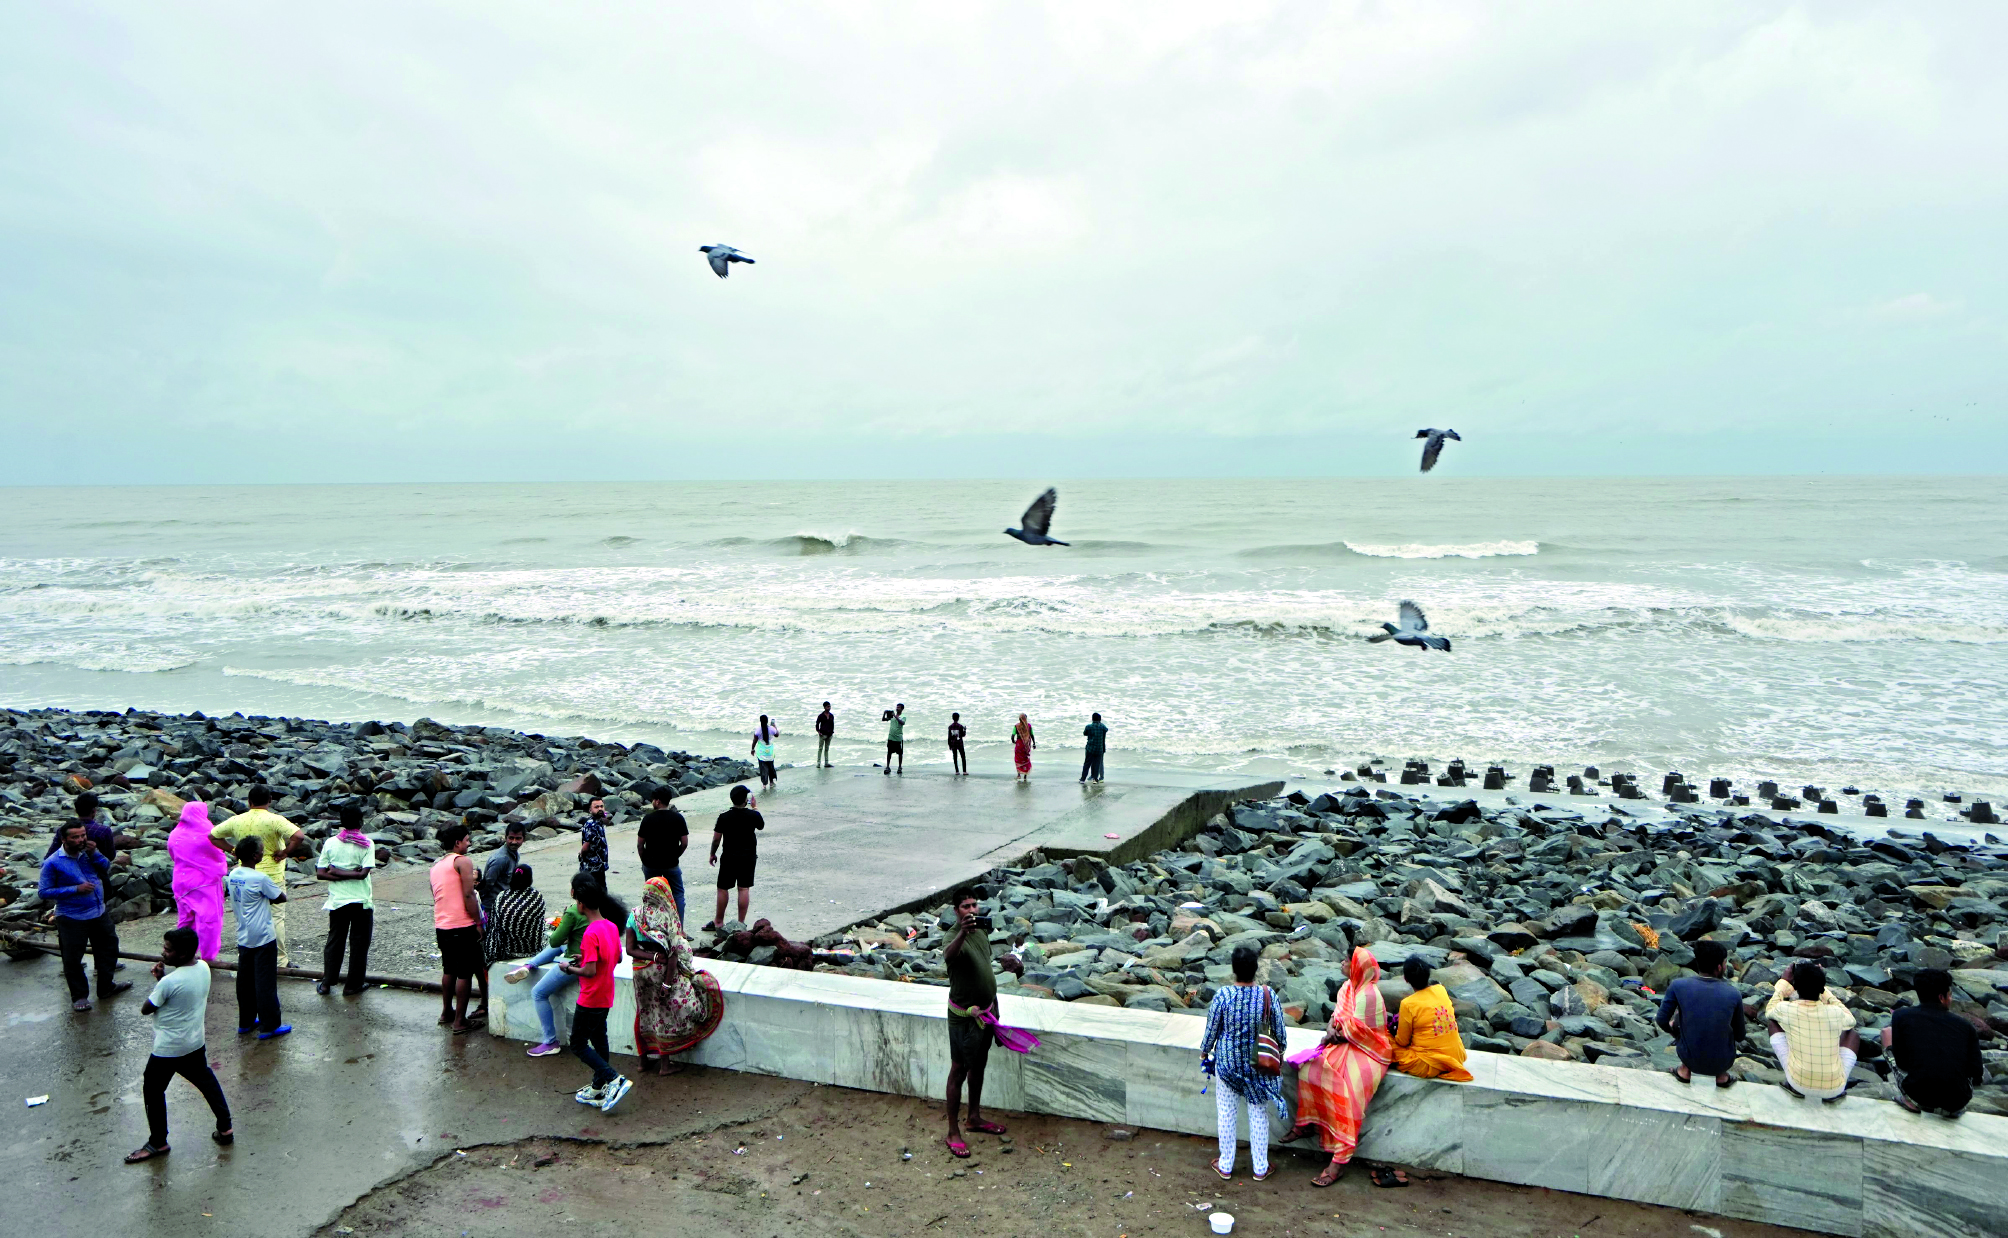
[1209,1212,1234,1235]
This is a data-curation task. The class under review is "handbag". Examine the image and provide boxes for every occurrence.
[1254,987,1283,1075]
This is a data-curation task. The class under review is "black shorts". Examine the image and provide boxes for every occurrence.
[716,852,757,890]
[436,925,484,979]
[758,760,776,778]
[886,740,904,754]
[948,1015,994,1069]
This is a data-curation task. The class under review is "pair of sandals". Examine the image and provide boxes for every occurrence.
[1671,1065,1735,1089]
[944,1119,1007,1158]
[1210,1158,1272,1181]
[126,1129,232,1163]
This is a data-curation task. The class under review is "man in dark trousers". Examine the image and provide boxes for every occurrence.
[637,785,689,923]
[947,713,968,775]
[1884,968,1984,1116]
[814,702,836,768]
[38,820,132,1012]
[706,784,765,931]
[1079,712,1109,783]
[943,890,1007,1158]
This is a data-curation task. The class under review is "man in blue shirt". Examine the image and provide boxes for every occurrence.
[1079,713,1109,784]
[1656,939,1747,1087]
[38,820,133,1011]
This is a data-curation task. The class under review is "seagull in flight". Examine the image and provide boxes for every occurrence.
[1367,600,1451,651]
[699,244,756,279]
[1416,428,1461,473]
[1004,487,1070,546]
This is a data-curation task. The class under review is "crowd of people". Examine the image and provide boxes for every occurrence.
[1179,935,1988,1186]
[765,704,1111,783]
[37,776,745,1161]
[36,731,1988,1182]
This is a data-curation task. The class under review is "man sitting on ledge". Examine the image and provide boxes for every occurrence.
[1766,960,1858,1102]
[1884,968,1982,1117]
[1392,956,1473,1081]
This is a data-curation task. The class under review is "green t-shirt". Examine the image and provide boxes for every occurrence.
[946,925,996,1020]
[317,835,376,911]
[548,904,591,959]
[887,714,906,741]
[213,808,298,882]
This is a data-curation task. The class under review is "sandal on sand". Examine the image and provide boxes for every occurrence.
[1253,1166,1272,1181]
[1281,1124,1315,1144]
[1369,1166,1409,1188]
[966,1120,1007,1135]
[125,1143,169,1163]
[945,1138,971,1159]
[1209,1157,1232,1180]
[212,1129,234,1145]
[1311,1162,1345,1188]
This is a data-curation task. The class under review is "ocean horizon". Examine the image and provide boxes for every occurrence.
[3,475,2004,805]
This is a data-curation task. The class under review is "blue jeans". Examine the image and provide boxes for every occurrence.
[518,946,577,1044]
[644,864,686,924]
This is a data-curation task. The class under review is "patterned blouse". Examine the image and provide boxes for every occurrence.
[1200,982,1287,1104]
[484,888,548,962]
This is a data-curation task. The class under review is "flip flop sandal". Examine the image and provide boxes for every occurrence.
[945,1138,972,1159]
[1668,1066,1692,1083]
[1716,1076,1736,1089]
[966,1120,1007,1135]
[1369,1167,1409,1188]
[125,1144,169,1163]
[1311,1163,1346,1188]
[212,1129,234,1145]
[1252,1167,1273,1181]
[1209,1158,1232,1180]
[1896,1095,1922,1113]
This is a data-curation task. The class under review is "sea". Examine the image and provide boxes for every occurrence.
[2,477,2003,805]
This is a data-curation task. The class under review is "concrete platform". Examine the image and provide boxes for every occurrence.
[489,956,2008,1238]
[404,765,1279,950]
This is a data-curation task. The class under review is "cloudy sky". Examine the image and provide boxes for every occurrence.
[2,2,2002,482]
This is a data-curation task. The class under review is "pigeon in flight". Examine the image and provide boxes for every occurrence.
[699,244,755,279]
[1367,600,1451,651]
[1416,428,1461,473]
[1004,487,1070,546]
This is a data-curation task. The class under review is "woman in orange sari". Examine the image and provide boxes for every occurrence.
[1011,714,1035,781]
[1283,946,1394,1186]
[1392,956,1474,1081]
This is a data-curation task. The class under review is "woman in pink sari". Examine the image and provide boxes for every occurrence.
[1011,714,1035,781]
[1284,946,1394,1186]
[168,799,229,961]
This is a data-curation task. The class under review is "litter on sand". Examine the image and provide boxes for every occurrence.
[25,1095,49,1107]
[1103,833,1120,838]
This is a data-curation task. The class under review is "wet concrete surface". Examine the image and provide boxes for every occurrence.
[0,945,823,1238]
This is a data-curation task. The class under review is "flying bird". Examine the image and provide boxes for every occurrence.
[699,244,755,279]
[1416,428,1461,473]
[1367,600,1451,651]
[1004,487,1069,546]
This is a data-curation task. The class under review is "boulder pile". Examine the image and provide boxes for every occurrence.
[820,786,2008,1112]
[0,707,755,928]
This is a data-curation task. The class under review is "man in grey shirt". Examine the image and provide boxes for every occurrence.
[480,822,527,914]
[127,927,232,1162]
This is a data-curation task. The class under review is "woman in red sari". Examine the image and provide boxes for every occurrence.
[1284,946,1394,1186]
[1011,714,1036,781]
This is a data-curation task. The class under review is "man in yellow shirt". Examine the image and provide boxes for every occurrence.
[1765,960,1859,1101]
[209,785,307,967]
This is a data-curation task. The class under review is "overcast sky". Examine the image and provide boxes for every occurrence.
[2,2,2003,482]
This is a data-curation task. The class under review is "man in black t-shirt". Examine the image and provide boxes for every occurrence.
[947,712,968,775]
[1883,968,1983,1116]
[815,702,835,768]
[705,784,765,931]
[636,785,689,923]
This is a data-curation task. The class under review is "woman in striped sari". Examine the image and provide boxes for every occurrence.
[1284,946,1394,1186]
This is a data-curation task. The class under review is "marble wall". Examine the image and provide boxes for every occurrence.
[487,960,2007,1237]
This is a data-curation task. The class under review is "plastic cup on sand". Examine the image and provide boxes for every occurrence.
[1209,1212,1234,1235]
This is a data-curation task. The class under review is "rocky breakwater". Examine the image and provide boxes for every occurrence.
[817,785,2008,1113]
[0,707,755,933]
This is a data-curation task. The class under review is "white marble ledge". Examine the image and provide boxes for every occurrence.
[518,957,2008,1163]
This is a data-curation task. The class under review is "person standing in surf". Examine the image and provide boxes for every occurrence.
[947,712,968,775]
[751,715,780,790]
[1012,714,1035,782]
[814,701,835,768]
[884,703,907,776]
